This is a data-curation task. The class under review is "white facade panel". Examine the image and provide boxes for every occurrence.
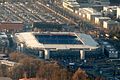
[117,7,120,18]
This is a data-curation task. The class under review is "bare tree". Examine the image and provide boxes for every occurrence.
[72,68,88,80]
[9,52,27,62]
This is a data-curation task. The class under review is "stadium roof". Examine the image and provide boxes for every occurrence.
[15,32,99,50]
[76,33,98,47]
[35,34,83,44]
[33,22,67,29]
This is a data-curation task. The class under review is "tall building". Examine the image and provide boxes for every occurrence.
[63,0,80,12]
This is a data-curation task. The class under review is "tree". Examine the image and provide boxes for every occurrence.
[9,58,42,79]
[95,76,105,80]
[9,52,28,62]
[72,68,88,80]
[36,61,72,80]
[8,52,72,80]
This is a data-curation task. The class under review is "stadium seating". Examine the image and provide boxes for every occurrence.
[35,34,83,44]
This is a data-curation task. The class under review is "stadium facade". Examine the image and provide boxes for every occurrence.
[14,32,99,60]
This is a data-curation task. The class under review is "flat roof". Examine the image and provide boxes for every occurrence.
[68,0,77,1]
[104,6,118,10]
[33,22,67,29]
[83,8,96,14]
[101,0,110,2]
[0,54,7,57]
[0,21,23,23]
[104,20,119,24]
[76,33,98,47]
[0,32,7,38]
[92,13,102,15]
[95,17,111,20]
[15,32,99,50]
[0,60,17,66]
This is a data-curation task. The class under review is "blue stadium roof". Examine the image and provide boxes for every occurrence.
[35,34,83,44]
[15,32,99,50]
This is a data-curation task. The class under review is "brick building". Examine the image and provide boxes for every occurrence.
[0,21,24,32]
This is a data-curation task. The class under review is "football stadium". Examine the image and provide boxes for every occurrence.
[15,32,99,60]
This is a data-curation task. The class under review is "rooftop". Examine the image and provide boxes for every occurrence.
[0,21,23,23]
[92,12,102,15]
[0,32,7,39]
[104,20,119,24]
[15,32,99,50]
[96,17,111,20]
[101,0,110,2]
[83,8,96,14]
[0,60,18,67]
[104,6,118,10]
